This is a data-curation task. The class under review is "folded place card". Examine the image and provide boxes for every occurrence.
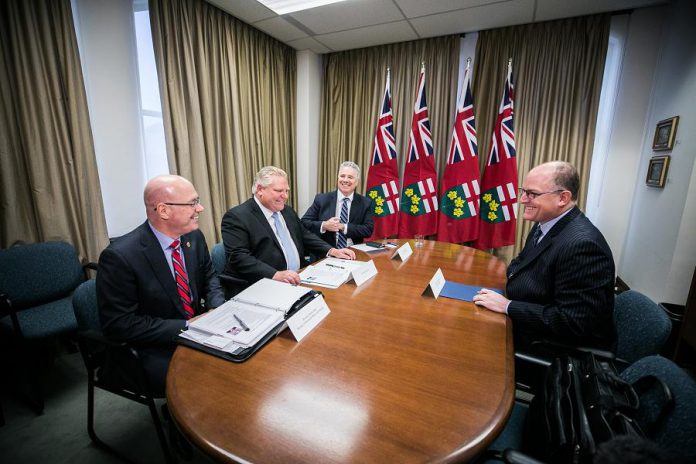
[286,295,330,342]
[350,259,378,286]
[422,268,446,299]
[391,242,413,261]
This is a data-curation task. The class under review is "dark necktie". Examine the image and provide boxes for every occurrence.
[170,240,194,319]
[533,225,543,246]
[337,197,349,249]
[272,212,300,271]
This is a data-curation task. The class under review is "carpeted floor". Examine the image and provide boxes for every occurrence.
[0,350,212,464]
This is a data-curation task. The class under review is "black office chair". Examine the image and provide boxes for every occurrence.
[482,355,696,463]
[72,279,175,464]
[211,241,247,299]
[0,240,94,413]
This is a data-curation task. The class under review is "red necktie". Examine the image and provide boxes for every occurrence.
[171,240,194,319]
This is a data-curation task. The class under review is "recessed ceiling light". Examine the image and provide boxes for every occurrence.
[257,0,349,16]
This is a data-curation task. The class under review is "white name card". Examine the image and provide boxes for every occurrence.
[350,260,378,286]
[286,295,330,342]
[391,242,413,261]
[422,268,446,299]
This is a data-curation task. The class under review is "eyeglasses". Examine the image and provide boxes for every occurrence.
[163,198,201,208]
[518,188,564,200]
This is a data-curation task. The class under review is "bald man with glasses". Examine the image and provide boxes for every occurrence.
[473,161,616,351]
[97,175,224,395]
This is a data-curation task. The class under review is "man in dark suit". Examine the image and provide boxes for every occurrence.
[97,175,224,395]
[473,161,615,350]
[221,166,355,292]
[301,161,373,249]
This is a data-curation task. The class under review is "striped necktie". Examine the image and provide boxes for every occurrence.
[170,240,194,319]
[337,197,349,249]
[532,225,543,246]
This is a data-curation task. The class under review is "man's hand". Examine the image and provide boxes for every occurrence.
[272,270,302,285]
[322,217,343,232]
[328,247,355,260]
[472,288,510,314]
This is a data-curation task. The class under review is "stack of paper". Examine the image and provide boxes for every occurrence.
[299,257,370,288]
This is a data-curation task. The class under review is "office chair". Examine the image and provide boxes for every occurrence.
[72,279,175,464]
[211,241,247,299]
[482,355,696,463]
[0,240,94,413]
[514,290,672,393]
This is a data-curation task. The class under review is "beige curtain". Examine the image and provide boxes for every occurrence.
[473,15,610,261]
[319,36,460,193]
[149,0,297,244]
[0,0,108,262]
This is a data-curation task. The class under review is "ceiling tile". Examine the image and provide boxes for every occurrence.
[395,0,506,19]
[207,0,276,24]
[315,20,418,51]
[253,16,309,42]
[410,0,535,37]
[286,36,333,53]
[535,0,666,22]
[288,0,405,35]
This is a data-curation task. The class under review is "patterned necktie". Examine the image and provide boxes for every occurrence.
[272,212,300,271]
[170,240,194,319]
[532,225,543,246]
[336,197,349,249]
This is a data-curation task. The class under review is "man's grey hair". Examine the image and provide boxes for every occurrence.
[252,166,287,194]
[548,161,580,201]
[338,161,361,179]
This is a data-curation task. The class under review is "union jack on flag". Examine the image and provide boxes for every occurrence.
[407,65,433,162]
[447,70,478,165]
[488,63,516,165]
[371,74,397,165]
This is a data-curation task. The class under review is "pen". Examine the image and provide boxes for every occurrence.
[234,314,250,331]
[387,242,398,247]
[325,263,345,269]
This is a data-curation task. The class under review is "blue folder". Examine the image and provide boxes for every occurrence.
[440,281,503,302]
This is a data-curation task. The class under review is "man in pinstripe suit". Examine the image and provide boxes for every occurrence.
[473,161,615,350]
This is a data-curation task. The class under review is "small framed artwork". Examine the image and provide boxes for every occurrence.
[646,155,670,188]
[652,116,679,151]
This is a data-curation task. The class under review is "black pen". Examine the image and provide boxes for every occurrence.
[234,314,250,331]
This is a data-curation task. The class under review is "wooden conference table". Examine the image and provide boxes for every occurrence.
[167,240,513,463]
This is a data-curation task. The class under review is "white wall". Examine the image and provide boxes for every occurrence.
[72,0,147,238]
[620,0,696,304]
[587,8,666,268]
[295,50,322,215]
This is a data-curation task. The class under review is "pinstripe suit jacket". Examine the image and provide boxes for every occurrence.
[506,207,616,349]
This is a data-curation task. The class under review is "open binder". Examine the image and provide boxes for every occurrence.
[177,278,321,362]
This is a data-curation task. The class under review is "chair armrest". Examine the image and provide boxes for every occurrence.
[502,449,545,464]
[83,262,98,271]
[218,273,248,286]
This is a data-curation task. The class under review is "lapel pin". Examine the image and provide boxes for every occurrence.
[186,241,191,248]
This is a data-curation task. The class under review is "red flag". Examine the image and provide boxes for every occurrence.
[366,69,400,240]
[473,61,519,250]
[398,64,438,238]
[437,64,480,243]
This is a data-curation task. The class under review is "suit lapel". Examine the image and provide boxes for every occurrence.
[249,199,283,252]
[348,193,361,223]
[140,224,185,316]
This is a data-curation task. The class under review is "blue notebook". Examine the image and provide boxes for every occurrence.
[440,281,503,302]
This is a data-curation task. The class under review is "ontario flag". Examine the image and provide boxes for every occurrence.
[437,63,480,244]
[366,69,400,240]
[473,60,519,250]
[398,63,438,238]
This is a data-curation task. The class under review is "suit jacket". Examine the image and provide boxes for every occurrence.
[221,198,332,288]
[301,190,374,247]
[506,207,616,350]
[97,221,224,347]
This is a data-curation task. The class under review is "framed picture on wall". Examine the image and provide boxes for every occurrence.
[652,116,679,151]
[646,155,670,188]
